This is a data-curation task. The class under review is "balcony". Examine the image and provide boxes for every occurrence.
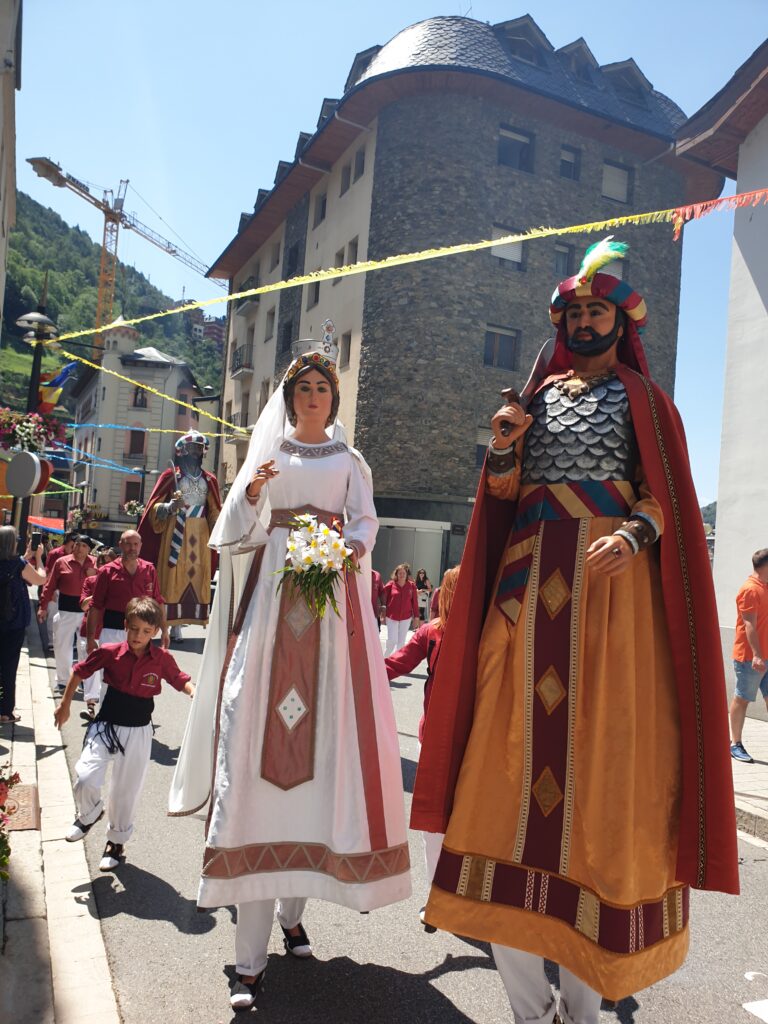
[123,452,147,466]
[235,276,260,317]
[224,411,250,445]
[230,343,254,378]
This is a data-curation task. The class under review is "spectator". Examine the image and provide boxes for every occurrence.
[43,529,76,652]
[385,566,460,912]
[414,568,433,621]
[729,548,768,763]
[371,568,384,622]
[38,535,96,695]
[0,526,45,723]
[382,563,418,656]
[86,530,168,651]
[78,548,117,720]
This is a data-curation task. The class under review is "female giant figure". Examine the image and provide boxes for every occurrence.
[170,341,410,1010]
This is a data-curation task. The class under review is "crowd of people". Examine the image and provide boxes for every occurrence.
[0,239,753,1022]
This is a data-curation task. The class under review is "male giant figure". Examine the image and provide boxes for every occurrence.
[412,241,739,1024]
[138,431,221,640]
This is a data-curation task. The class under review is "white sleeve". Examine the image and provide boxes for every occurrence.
[344,454,378,558]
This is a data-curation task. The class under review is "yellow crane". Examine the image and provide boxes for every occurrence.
[28,156,225,360]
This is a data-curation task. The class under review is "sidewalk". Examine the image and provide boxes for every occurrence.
[2,629,768,1024]
[0,625,120,1024]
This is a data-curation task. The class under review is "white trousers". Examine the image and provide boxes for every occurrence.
[73,723,153,844]
[76,636,103,703]
[492,944,602,1024]
[384,617,410,656]
[235,898,308,976]
[100,627,127,645]
[52,610,83,686]
[47,598,58,644]
[423,830,444,883]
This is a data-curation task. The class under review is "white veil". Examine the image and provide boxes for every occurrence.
[169,358,373,816]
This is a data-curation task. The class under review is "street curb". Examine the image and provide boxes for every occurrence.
[734,803,768,843]
[26,629,121,1024]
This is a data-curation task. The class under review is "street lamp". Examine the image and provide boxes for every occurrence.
[15,297,59,543]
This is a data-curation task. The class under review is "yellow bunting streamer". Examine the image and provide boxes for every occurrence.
[39,185,767,350]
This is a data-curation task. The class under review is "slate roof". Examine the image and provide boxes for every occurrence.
[350,16,686,140]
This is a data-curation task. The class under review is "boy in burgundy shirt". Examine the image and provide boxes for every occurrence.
[54,596,193,871]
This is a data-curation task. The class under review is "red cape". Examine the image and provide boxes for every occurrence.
[412,365,739,895]
[137,467,222,573]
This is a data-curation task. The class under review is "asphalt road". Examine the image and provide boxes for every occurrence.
[53,625,768,1024]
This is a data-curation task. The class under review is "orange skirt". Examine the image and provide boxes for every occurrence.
[425,514,686,1001]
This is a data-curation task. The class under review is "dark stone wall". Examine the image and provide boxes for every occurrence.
[275,193,309,380]
[357,91,686,555]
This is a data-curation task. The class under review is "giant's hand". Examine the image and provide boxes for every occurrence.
[490,403,533,449]
[586,534,632,576]
[245,460,279,503]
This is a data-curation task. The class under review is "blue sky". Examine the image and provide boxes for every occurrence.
[17,1,768,502]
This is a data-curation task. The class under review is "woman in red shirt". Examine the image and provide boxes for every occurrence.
[385,566,459,922]
[382,564,419,656]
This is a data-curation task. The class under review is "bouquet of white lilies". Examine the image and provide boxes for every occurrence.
[276,513,358,619]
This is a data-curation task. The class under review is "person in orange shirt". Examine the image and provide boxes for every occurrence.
[730,548,768,763]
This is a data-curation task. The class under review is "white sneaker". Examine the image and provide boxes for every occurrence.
[65,811,101,842]
[99,841,124,871]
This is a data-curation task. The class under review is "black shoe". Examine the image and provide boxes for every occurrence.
[230,969,266,1010]
[419,906,437,933]
[99,841,124,871]
[281,921,313,958]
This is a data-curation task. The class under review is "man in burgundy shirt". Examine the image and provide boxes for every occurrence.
[87,530,169,652]
[43,530,76,649]
[38,535,96,692]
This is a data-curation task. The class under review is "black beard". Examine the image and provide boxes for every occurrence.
[566,318,623,357]
[177,453,203,476]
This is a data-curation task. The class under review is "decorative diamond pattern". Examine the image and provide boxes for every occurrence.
[285,599,315,639]
[532,767,563,818]
[277,688,307,731]
[539,569,571,619]
[204,841,410,883]
[535,667,567,715]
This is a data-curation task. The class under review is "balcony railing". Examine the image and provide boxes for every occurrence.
[230,343,254,377]
[123,452,147,465]
[235,276,260,317]
[224,410,250,444]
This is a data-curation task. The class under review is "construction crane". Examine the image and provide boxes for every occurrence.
[28,156,225,360]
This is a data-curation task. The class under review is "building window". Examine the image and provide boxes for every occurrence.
[258,377,271,415]
[340,332,351,369]
[280,318,293,353]
[178,392,188,405]
[225,401,232,424]
[491,225,525,269]
[353,147,366,181]
[128,430,144,455]
[484,326,520,371]
[340,163,351,196]
[124,481,141,504]
[285,243,299,277]
[560,145,580,181]
[270,242,281,271]
[265,308,275,340]
[132,386,147,408]
[241,392,250,425]
[347,237,359,264]
[313,192,327,228]
[554,243,574,278]
[246,324,255,349]
[97,437,101,452]
[601,259,628,281]
[602,161,632,203]
[506,36,544,67]
[101,387,106,401]
[498,126,534,172]
[306,279,320,310]
[475,427,493,468]
[333,247,345,285]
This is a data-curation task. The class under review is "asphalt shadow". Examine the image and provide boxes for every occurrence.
[401,754,417,794]
[221,951,495,1023]
[90,861,218,934]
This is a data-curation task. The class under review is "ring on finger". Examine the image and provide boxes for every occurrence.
[611,546,621,558]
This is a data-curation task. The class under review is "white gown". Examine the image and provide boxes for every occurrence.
[197,438,411,910]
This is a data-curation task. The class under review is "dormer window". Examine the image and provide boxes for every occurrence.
[571,55,592,83]
[612,71,648,107]
[507,35,545,67]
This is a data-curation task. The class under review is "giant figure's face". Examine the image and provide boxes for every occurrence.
[176,442,205,477]
[564,295,624,357]
[292,369,333,428]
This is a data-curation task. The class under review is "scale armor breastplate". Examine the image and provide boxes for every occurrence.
[178,473,209,508]
[521,375,638,484]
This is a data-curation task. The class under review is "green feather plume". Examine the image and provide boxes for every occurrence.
[577,236,629,283]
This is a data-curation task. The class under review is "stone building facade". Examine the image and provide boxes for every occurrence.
[210,14,723,578]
